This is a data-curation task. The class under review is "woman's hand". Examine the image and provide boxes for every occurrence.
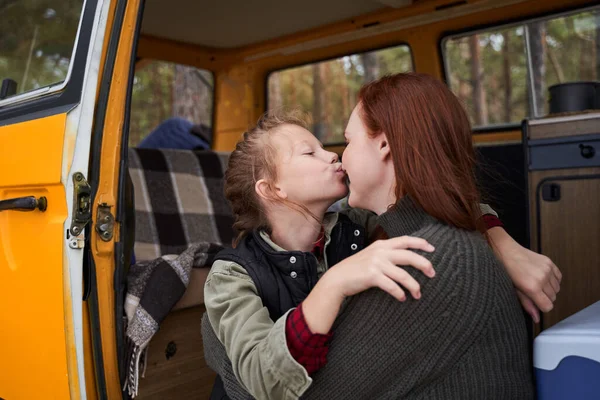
[302,236,435,334]
[488,227,562,323]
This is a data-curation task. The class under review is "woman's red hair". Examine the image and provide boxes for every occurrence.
[358,73,485,233]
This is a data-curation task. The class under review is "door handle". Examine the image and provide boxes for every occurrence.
[0,196,47,212]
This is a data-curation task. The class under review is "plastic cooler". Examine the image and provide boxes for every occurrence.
[534,300,600,400]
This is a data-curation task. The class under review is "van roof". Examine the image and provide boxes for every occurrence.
[140,0,413,49]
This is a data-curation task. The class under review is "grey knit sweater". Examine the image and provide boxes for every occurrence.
[302,197,534,399]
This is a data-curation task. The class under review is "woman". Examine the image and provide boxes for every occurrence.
[302,73,535,399]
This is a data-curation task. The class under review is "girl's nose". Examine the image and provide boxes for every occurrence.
[330,152,339,164]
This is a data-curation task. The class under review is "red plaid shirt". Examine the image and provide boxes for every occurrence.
[284,214,503,374]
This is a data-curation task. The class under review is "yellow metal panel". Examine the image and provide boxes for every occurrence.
[0,115,67,186]
[0,115,70,399]
[136,34,236,71]
[91,0,142,397]
[83,302,99,400]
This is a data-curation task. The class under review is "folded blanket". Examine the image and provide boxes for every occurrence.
[124,242,224,397]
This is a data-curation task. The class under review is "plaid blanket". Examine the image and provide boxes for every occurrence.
[124,148,235,397]
[128,148,235,261]
[124,243,224,397]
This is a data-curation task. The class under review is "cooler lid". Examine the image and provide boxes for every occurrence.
[534,301,600,370]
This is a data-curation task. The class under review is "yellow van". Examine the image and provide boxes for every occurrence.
[1,0,598,398]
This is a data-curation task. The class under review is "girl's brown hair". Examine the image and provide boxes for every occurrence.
[224,111,318,246]
[358,73,485,233]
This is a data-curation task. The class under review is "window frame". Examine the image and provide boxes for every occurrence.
[130,59,216,147]
[264,42,415,147]
[439,3,600,133]
[0,0,92,118]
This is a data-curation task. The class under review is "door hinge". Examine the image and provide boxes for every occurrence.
[68,233,86,249]
[70,172,92,236]
[95,203,114,242]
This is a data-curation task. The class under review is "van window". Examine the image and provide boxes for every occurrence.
[268,44,413,145]
[0,0,84,101]
[129,61,214,147]
[444,26,528,127]
[443,6,600,128]
[528,9,600,117]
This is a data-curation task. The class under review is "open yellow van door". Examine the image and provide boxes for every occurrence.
[0,0,141,398]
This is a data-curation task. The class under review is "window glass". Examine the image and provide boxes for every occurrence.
[527,9,600,116]
[129,61,214,147]
[444,26,529,127]
[0,0,84,100]
[268,45,413,144]
[443,6,600,127]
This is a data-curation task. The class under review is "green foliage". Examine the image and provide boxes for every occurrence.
[129,62,176,146]
[0,0,83,95]
[128,62,214,147]
[269,45,413,144]
[445,8,600,126]
[1,2,598,140]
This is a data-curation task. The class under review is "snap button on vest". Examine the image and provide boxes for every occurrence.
[354,229,360,236]
[351,243,358,250]
[290,271,298,278]
[290,256,297,264]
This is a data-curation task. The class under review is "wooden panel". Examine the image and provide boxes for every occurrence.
[528,113,600,141]
[529,168,600,331]
[528,168,600,255]
[137,305,216,400]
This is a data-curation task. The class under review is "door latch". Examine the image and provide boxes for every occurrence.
[96,203,114,242]
[542,183,561,202]
[70,172,91,236]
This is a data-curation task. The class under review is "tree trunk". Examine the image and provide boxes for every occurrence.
[322,63,334,143]
[172,65,213,126]
[596,13,600,80]
[456,39,471,110]
[340,60,350,123]
[152,64,167,123]
[360,52,380,84]
[547,46,565,83]
[529,22,546,117]
[269,73,283,110]
[312,63,325,140]
[469,34,488,126]
[502,32,512,123]
[289,70,297,106]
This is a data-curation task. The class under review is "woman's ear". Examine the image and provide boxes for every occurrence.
[378,133,391,160]
[255,179,287,201]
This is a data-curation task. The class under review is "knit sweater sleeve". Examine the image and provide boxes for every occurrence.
[303,227,496,399]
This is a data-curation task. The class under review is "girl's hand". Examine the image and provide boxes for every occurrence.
[326,236,436,302]
[303,236,435,334]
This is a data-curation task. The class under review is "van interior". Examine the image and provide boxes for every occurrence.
[1,0,599,398]
[124,1,600,398]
